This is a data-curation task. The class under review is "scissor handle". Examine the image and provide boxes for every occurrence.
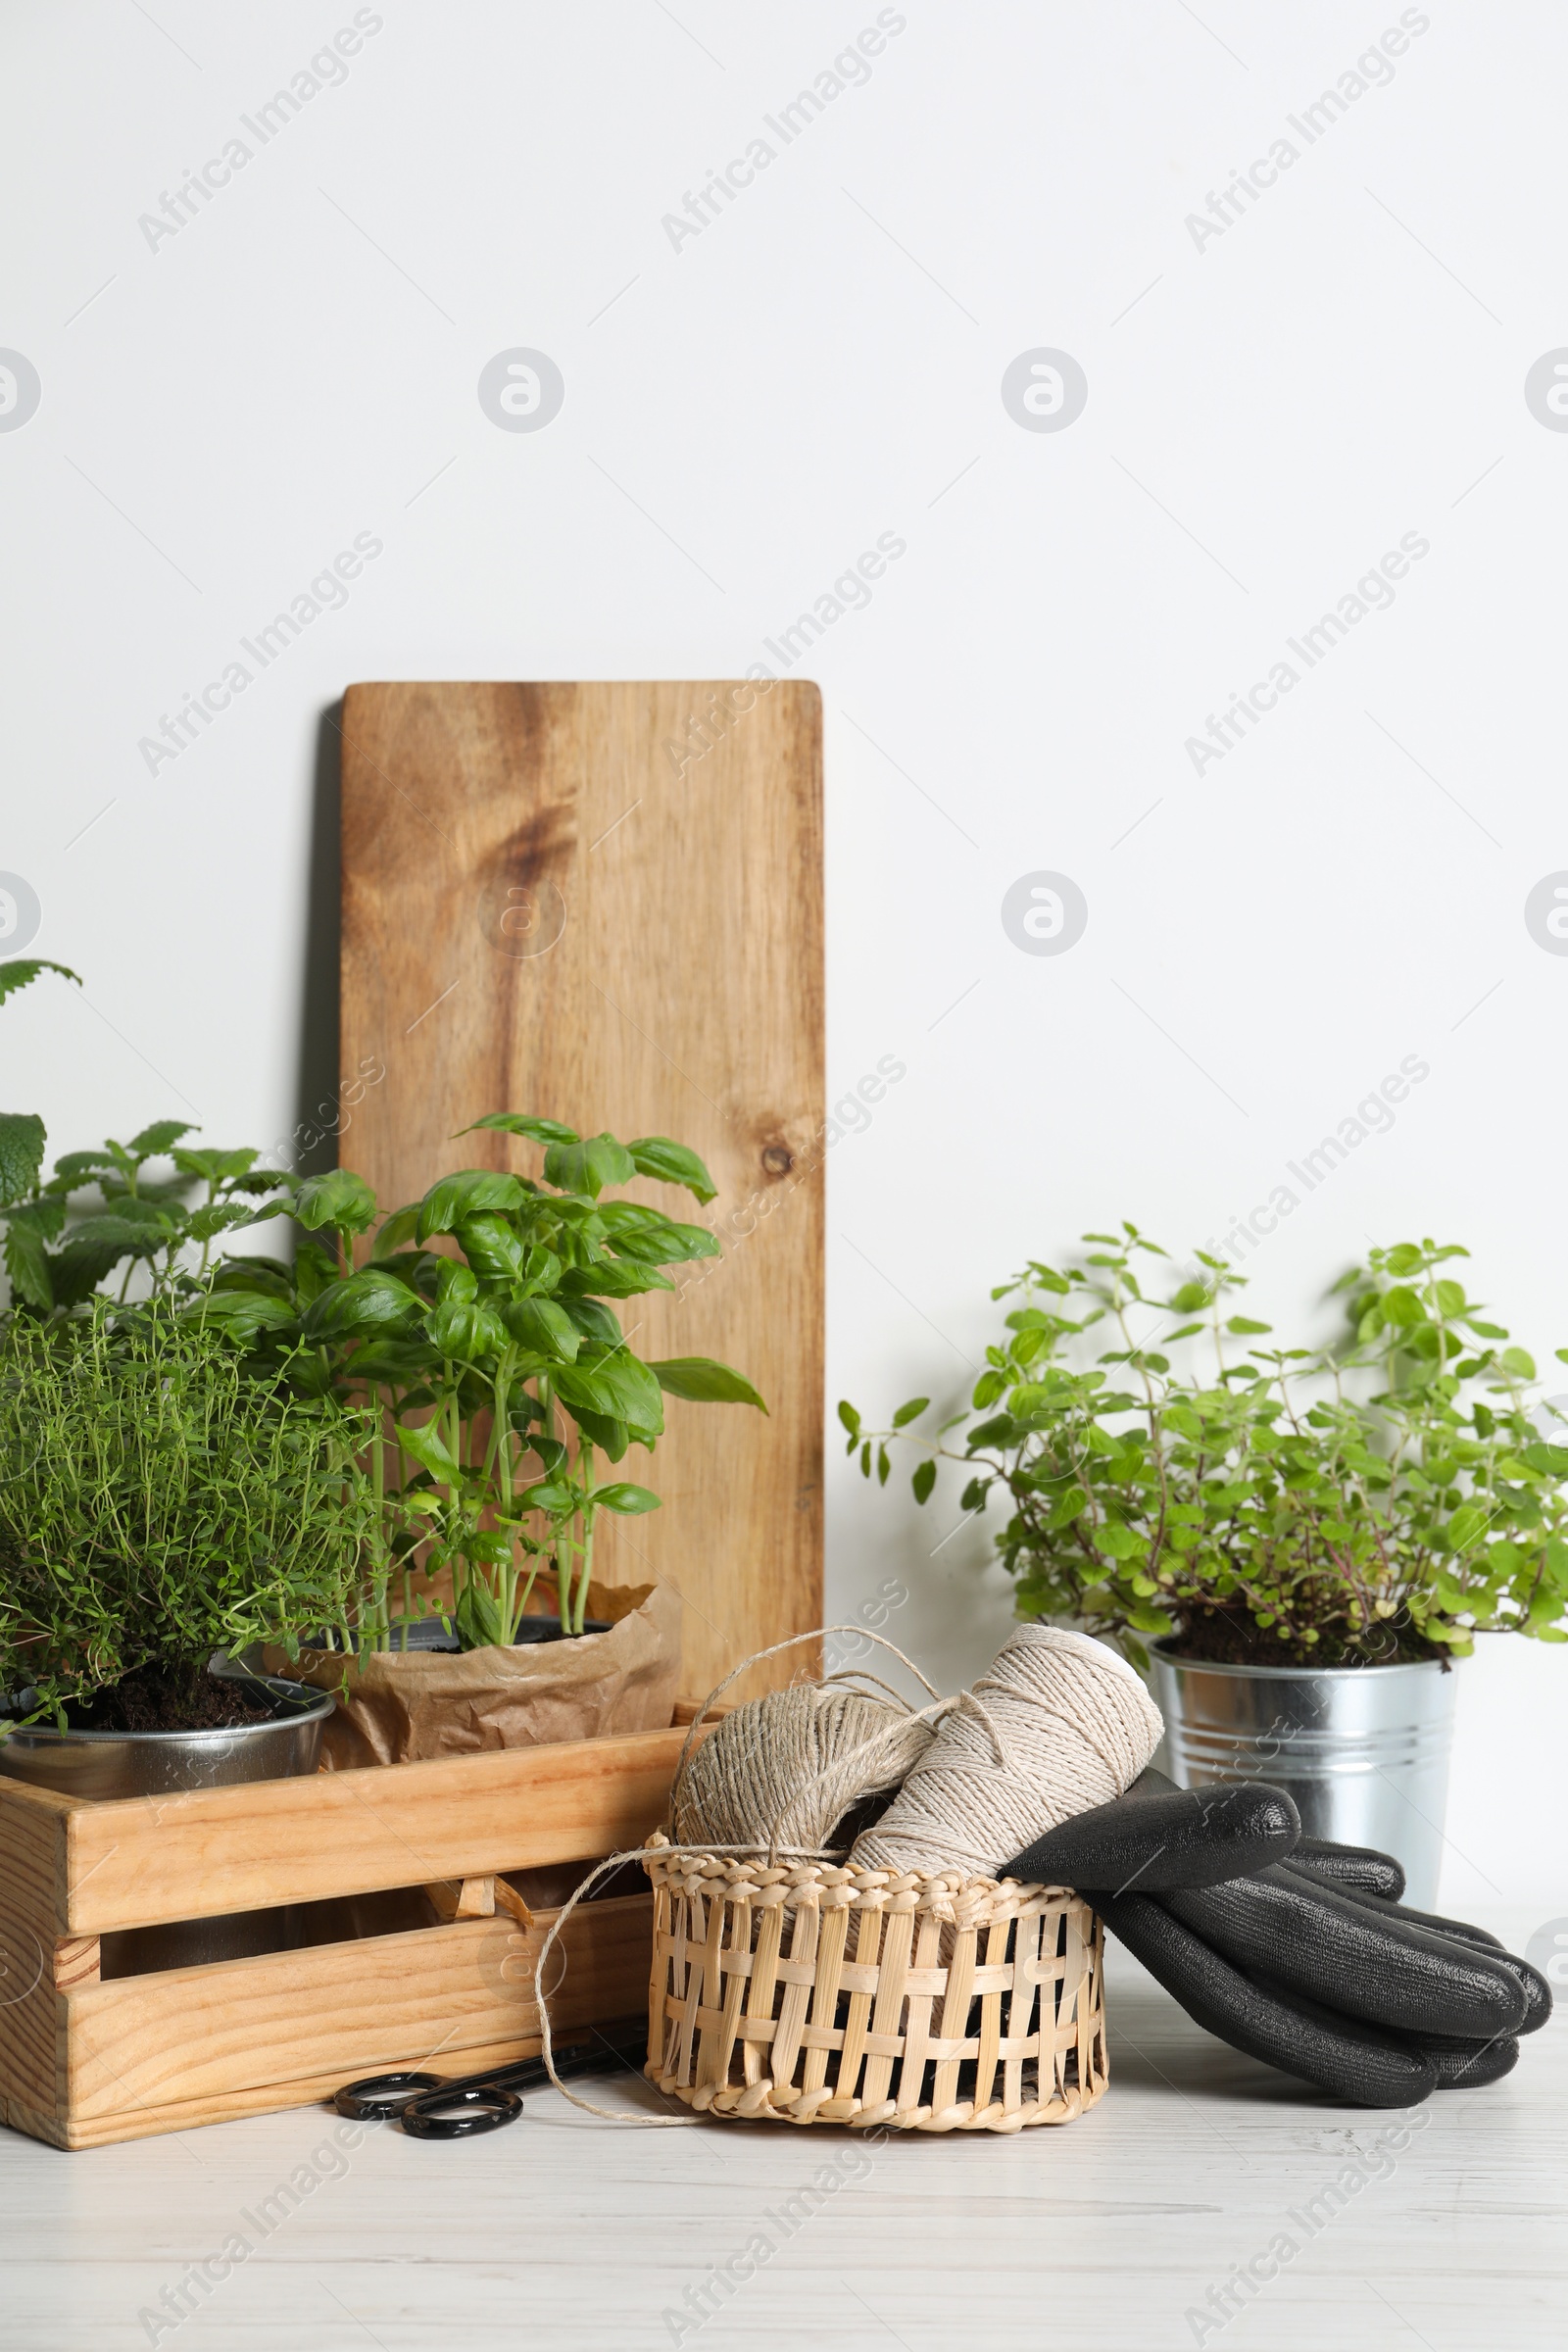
[401,2081,524,2139]
[334,2069,441,2121]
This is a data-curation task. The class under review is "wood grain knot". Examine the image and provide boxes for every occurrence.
[760,1146,794,1176]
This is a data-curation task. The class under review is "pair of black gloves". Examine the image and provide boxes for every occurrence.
[1004,1769,1550,2106]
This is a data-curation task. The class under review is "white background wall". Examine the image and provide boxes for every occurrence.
[3,1,1564,1909]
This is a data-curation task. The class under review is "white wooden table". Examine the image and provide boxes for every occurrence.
[0,1910,1560,2351]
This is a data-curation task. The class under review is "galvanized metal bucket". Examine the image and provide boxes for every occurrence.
[0,1654,334,1802]
[1150,1645,1457,1910]
[0,1655,335,1973]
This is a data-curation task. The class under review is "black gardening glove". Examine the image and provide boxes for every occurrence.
[1004,1768,1551,2107]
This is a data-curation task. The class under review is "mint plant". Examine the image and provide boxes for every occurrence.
[204,1115,766,1647]
[3,1123,291,1312]
[0,955,293,1313]
[844,1226,1568,1669]
[0,956,80,1295]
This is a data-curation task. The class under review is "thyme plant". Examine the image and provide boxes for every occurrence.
[0,1303,375,1727]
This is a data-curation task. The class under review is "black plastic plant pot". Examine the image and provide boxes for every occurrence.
[311,1617,615,1653]
[386,1617,462,1653]
[510,1617,613,1645]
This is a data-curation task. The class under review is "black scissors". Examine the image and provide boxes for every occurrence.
[335,2021,649,2139]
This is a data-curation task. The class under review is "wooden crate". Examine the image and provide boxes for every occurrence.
[0,1721,697,2149]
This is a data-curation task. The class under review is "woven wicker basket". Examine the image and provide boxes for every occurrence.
[643,1836,1106,2132]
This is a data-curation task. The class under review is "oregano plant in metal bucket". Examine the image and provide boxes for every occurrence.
[847,1224,1568,1665]
[844,1224,1568,1902]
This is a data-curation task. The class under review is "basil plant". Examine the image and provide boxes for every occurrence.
[201,1115,765,1648]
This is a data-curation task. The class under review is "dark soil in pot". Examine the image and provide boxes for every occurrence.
[1161,1605,1449,1672]
[60,1656,278,1734]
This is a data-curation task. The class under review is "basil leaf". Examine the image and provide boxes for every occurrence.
[649,1357,767,1412]
[626,1136,718,1204]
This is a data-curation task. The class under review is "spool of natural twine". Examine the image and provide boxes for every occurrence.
[849,1624,1163,1877]
[670,1678,943,1856]
[668,1628,951,1858]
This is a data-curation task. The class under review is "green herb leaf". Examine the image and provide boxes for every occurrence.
[892,1396,929,1427]
[190,1289,300,1341]
[556,1258,674,1299]
[967,1413,1017,1449]
[123,1119,195,1158]
[598,1204,720,1264]
[561,1402,631,1461]
[296,1168,378,1237]
[596,1482,662,1514]
[626,1136,718,1203]
[0,957,79,1008]
[185,1201,260,1244]
[556,1348,666,1433]
[501,1297,581,1362]
[1168,1284,1211,1312]
[416,1169,526,1242]
[0,1111,46,1206]
[515,1480,576,1515]
[649,1357,768,1411]
[3,1205,54,1306]
[458,1112,580,1147]
[302,1267,424,1343]
[543,1134,637,1199]
[558,1296,621,1346]
[455,1212,531,1286]
[393,1417,463,1487]
[427,1295,510,1360]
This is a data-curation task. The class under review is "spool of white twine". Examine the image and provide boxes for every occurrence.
[850,1624,1163,1877]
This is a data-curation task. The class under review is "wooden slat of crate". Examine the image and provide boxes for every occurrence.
[68,1894,648,2121]
[17,1723,688,1939]
[5,1895,649,2151]
[6,2026,595,2153]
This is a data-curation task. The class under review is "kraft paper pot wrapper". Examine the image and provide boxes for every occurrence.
[264,1578,681,1768]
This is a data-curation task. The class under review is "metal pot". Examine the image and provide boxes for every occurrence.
[1150,1644,1457,1910]
[0,1656,335,1975]
[0,1654,335,1802]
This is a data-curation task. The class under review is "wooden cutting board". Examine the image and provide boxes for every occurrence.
[336,681,823,1702]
